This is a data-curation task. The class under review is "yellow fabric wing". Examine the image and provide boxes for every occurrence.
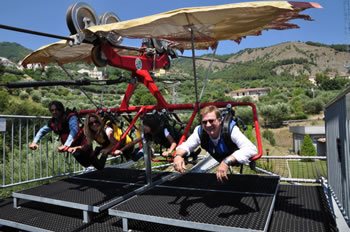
[22,1,321,66]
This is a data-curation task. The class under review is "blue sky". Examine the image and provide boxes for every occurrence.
[0,0,348,55]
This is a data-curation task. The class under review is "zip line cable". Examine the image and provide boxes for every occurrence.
[58,64,100,109]
[199,46,217,101]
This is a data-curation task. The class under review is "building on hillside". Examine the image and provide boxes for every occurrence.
[18,63,43,71]
[324,85,350,223]
[77,68,91,76]
[77,67,104,80]
[289,126,326,156]
[229,87,270,101]
[90,66,104,80]
[308,75,316,85]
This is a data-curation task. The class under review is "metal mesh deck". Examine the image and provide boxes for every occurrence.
[110,174,279,231]
[13,168,170,208]
[268,185,338,232]
[0,199,85,232]
[75,167,170,184]
[15,178,140,206]
[161,173,279,194]
[0,184,339,232]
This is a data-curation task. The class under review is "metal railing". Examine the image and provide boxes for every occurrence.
[0,115,85,188]
[1,114,329,187]
[251,155,327,183]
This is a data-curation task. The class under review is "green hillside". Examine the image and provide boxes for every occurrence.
[0,42,32,62]
[0,41,349,128]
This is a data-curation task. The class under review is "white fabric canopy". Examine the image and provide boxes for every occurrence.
[22,1,321,66]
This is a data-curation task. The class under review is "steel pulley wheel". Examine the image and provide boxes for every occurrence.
[91,45,108,67]
[66,2,99,35]
[99,12,120,25]
[99,12,123,45]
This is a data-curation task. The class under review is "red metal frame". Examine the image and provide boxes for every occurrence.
[79,42,263,161]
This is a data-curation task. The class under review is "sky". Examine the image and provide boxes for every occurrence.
[0,0,348,56]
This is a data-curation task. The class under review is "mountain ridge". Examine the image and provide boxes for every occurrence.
[1,41,349,77]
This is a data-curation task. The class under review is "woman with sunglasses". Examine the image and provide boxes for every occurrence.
[173,105,257,182]
[69,113,142,169]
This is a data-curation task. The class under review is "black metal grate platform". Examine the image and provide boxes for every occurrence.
[0,184,338,232]
[161,173,279,194]
[0,198,85,232]
[74,167,171,184]
[11,168,173,223]
[110,174,280,231]
[268,185,338,232]
[15,178,140,207]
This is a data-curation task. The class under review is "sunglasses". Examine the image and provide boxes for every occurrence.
[89,120,100,126]
[201,119,217,125]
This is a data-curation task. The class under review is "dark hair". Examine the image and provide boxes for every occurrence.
[142,114,161,134]
[48,101,65,112]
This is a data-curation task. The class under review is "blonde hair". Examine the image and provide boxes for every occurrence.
[200,105,221,119]
[84,113,104,144]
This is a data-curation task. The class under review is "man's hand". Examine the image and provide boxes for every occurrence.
[162,150,171,157]
[216,162,229,182]
[58,145,69,152]
[29,143,39,150]
[173,155,186,173]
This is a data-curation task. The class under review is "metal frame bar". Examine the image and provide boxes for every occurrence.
[157,185,275,197]
[79,42,263,162]
[263,179,280,232]
[12,192,100,212]
[0,218,52,232]
[112,210,264,232]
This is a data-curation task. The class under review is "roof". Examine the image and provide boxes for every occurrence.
[325,84,350,109]
[231,87,271,93]
[289,126,325,135]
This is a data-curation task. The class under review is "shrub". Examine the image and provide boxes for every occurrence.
[31,90,42,103]
[303,99,324,114]
[300,134,316,157]
[262,129,276,146]
[0,90,10,110]
[19,91,29,100]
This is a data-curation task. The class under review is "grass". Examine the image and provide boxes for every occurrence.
[288,159,327,179]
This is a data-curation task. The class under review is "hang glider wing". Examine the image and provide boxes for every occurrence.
[22,1,321,66]
[22,40,93,66]
[85,1,321,49]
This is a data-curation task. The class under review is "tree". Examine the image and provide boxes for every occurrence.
[300,134,316,157]
[259,103,290,128]
[19,91,29,100]
[31,90,42,103]
[0,90,10,111]
[303,99,324,114]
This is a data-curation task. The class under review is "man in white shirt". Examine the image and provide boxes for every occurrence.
[173,105,257,182]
